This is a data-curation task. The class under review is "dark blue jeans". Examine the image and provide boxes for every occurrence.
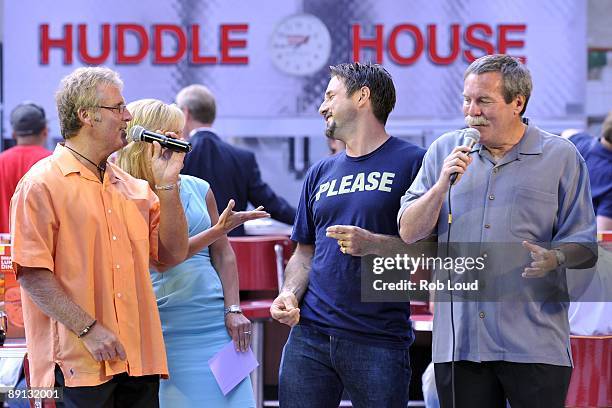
[279,324,411,408]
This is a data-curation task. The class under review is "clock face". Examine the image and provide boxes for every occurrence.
[269,14,332,76]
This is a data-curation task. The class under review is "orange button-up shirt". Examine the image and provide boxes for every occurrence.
[10,144,168,387]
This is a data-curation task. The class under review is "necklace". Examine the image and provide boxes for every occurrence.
[64,145,107,179]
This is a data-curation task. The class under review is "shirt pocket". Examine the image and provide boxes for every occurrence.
[510,187,557,241]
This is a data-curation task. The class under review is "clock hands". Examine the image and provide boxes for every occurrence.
[289,35,309,48]
[273,34,310,49]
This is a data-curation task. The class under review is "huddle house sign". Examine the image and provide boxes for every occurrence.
[4,0,586,138]
[38,21,525,66]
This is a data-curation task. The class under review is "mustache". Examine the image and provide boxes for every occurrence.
[465,115,490,126]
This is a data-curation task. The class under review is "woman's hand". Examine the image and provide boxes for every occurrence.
[225,312,252,352]
[216,200,270,234]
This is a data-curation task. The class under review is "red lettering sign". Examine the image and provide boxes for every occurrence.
[40,24,73,64]
[352,24,384,63]
[388,24,424,65]
[220,24,249,64]
[463,23,495,62]
[498,24,526,62]
[116,24,149,64]
[78,24,111,65]
[191,25,217,64]
[39,23,251,66]
[428,24,460,65]
[352,23,525,66]
[153,24,187,64]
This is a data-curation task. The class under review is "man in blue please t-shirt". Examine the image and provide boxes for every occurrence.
[270,62,425,407]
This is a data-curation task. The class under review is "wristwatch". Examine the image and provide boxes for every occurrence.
[224,305,243,316]
[553,248,566,268]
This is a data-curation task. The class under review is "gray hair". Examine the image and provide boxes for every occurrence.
[176,84,216,124]
[55,66,123,139]
[464,54,532,116]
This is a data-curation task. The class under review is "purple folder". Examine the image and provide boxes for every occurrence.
[208,340,259,395]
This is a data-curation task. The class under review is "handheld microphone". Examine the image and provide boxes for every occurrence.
[449,128,480,184]
[129,125,192,153]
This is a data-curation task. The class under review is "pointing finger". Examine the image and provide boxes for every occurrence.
[522,241,544,253]
[326,225,352,234]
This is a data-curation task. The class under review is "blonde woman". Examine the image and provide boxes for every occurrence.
[117,99,268,407]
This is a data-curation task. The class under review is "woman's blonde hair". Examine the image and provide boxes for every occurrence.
[116,99,185,189]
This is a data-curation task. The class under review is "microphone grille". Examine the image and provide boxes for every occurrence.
[129,125,145,142]
[464,127,481,143]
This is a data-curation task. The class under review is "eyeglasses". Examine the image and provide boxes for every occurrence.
[96,104,128,115]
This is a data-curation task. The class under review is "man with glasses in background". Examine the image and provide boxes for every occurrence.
[10,66,188,407]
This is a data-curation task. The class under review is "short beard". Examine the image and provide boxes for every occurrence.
[325,120,337,139]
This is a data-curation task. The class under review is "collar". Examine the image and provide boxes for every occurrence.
[106,163,124,184]
[54,144,124,184]
[475,123,542,162]
[189,126,217,139]
[516,124,543,155]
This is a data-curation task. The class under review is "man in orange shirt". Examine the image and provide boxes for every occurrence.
[10,67,188,408]
[0,102,51,234]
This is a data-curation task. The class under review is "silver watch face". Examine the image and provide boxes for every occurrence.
[555,249,566,266]
[226,305,242,313]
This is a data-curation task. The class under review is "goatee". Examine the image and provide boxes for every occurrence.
[325,121,336,139]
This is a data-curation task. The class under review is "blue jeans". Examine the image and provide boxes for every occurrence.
[279,324,411,408]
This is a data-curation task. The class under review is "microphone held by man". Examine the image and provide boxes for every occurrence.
[130,125,192,153]
[449,128,480,184]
